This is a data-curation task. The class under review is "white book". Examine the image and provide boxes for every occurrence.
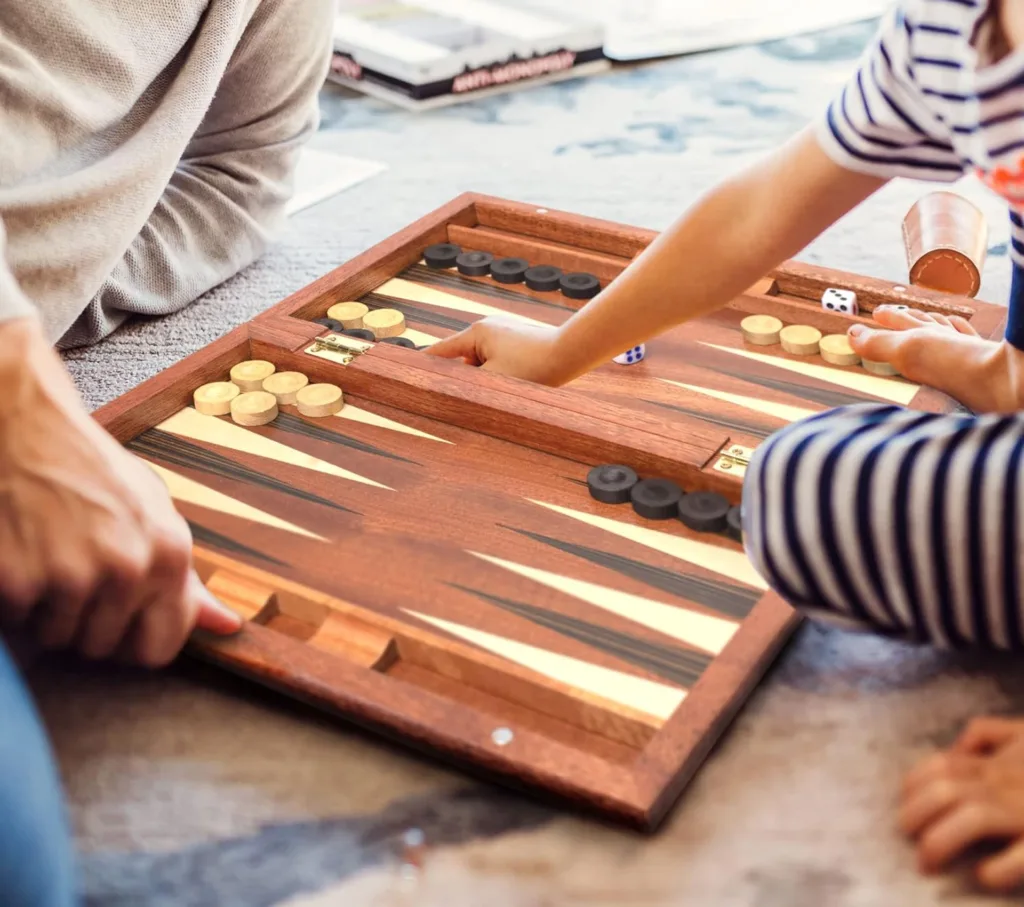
[541,0,894,61]
[329,0,607,108]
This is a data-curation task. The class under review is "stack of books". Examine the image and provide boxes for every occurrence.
[329,0,608,110]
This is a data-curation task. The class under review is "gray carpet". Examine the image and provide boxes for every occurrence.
[34,19,1024,906]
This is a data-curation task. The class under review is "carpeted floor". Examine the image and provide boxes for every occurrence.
[34,19,1024,906]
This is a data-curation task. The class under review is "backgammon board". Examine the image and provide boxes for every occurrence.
[94,193,1008,830]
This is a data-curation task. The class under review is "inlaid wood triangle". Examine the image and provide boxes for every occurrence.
[147,462,327,541]
[658,379,818,424]
[399,327,442,347]
[528,499,768,590]
[469,552,737,654]
[701,342,919,404]
[336,405,452,443]
[158,408,391,489]
[376,277,547,328]
[404,609,686,721]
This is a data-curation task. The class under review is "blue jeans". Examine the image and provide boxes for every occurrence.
[0,638,77,906]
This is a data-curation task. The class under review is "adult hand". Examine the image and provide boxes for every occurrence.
[426,319,570,385]
[0,317,241,667]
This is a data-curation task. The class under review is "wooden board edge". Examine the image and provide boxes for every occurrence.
[628,593,801,830]
[256,318,732,460]
[469,193,658,259]
[186,620,656,827]
[772,259,1003,317]
[91,324,252,441]
[257,194,480,323]
[446,223,632,284]
[191,546,662,751]
[254,339,740,497]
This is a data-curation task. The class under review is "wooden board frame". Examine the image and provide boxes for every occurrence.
[252,192,1007,456]
[94,317,799,829]
[92,193,1007,831]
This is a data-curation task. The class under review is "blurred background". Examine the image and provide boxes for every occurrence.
[70,0,1014,408]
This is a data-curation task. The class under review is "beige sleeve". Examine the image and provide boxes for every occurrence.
[0,218,39,322]
[85,0,334,325]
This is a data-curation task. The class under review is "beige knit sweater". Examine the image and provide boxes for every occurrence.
[0,0,333,349]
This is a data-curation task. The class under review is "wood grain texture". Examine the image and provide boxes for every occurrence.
[255,195,479,324]
[769,259,983,319]
[255,339,743,498]
[470,194,657,259]
[190,545,674,750]
[337,263,962,453]
[249,316,323,353]
[205,569,278,621]
[308,611,399,670]
[729,287,878,334]
[446,223,631,284]
[636,593,800,829]
[187,616,658,824]
[100,193,1010,833]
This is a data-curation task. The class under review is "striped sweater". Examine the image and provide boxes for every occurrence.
[743,404,1024,648]
[817,0,1024,262]
[744,0,1024,648]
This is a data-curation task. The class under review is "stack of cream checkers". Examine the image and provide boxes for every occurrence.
[191,361,346,426]
[738,288,898,377]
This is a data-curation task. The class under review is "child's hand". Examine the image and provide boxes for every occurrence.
[427,318,569,385]
[847,306,1023,413]
[899,717,1024,893]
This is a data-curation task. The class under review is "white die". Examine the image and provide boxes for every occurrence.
[821,287,858,315]
[613,344,645,365]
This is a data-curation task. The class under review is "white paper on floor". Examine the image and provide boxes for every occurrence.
[524,0,893,60]
[286,148,388,216]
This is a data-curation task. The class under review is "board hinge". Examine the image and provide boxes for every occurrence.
[711,444,754,478]
[304,333,373,365]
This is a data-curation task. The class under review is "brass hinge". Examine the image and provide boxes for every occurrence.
[304,333,373,365]
[711,444,754,478]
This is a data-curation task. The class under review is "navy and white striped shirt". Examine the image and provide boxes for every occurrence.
[743,404,1024,649]
[739,2,1024,650]
[817,0,1024,266]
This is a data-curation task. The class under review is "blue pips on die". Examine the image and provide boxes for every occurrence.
[613,344,645,365]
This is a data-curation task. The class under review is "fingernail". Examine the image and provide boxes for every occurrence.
[204,592,244,630]
[848,324,866,338]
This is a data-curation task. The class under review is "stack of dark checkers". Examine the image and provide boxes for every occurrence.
[587,464,742,542]
[424,241,602,300]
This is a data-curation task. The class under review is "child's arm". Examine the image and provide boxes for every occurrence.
[428,2,968,384]
[428,126,886,384]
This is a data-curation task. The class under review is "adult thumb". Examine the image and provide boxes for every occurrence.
[192,571,243,635]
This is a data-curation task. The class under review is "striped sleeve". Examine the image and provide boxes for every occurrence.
[815,3,965,182]
[741,404,1024,650]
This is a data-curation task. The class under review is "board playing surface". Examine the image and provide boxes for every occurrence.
[356,266,924,446]
[94,193,1007,830]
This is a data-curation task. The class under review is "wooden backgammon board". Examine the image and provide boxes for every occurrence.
[94,193,1008,830]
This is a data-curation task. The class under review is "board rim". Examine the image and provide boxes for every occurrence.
[90,192,1008,832]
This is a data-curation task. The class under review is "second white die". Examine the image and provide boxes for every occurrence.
[821,287,858,315]
[613,344,645,365]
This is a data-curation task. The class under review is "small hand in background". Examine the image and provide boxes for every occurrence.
[899,716,1024,894]
[426,318,567,385]
[847,305,1022,414]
